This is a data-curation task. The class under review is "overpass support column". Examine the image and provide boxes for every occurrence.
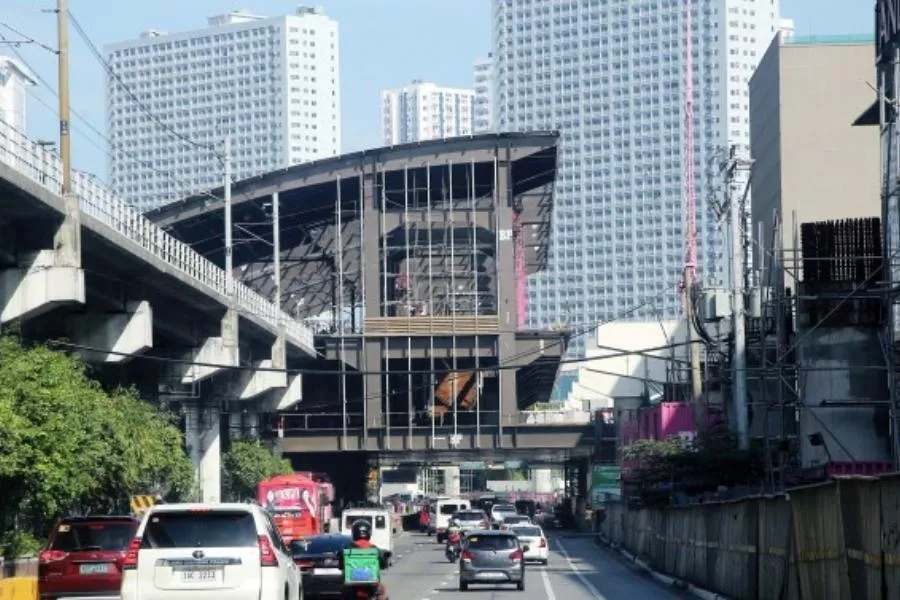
[174,309,239,384]
[69,300,153,362]
[185,400,221,503]
[495,155,519,433]
[442,466,461,497]
[0,250,85,325]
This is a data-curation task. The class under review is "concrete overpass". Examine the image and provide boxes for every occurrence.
[0,118,318,502]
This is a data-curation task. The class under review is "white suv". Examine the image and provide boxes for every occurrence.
[120,503,302,600]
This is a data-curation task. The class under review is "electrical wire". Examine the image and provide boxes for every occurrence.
[67,10,220,159]
[0,20,57,54]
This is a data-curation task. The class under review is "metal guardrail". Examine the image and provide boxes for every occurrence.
[279,410,595,432]
[0,118,314,353]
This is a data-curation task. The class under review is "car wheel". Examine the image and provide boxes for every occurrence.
[459,582,468,591]
[517,580,525,591]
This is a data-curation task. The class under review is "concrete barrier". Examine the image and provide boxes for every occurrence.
[0,559,37,600]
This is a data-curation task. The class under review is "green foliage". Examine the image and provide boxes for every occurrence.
[0,530,41,559]
[222,439,293,501]
[0,335,194,555]
[622,428,764,505]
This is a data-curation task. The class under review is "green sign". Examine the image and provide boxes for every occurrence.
[591,466,620,502]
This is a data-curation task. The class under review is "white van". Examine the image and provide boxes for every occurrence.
[434,498,470,543]
[341,508,393,566]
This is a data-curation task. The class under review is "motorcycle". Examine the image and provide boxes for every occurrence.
[445,543,461,562]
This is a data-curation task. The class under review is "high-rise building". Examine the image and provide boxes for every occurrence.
[750,34,879,293]
[0,56,36,133]
[381,81,474,145]
[106,7,341,211]
[473,54,494,133]
[492,0,780,354]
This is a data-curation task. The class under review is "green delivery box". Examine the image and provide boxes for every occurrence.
[342,547,381,584]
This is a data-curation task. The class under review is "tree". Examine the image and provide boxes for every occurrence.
[0,335,194,555]
[222,440,293,501]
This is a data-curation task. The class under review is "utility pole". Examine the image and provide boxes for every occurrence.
[725,146,753,450]
[55,0,80,267]
[224,135,233,293]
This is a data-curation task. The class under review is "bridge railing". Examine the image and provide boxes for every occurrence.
[0,118,314,353]
[279,410,595,432]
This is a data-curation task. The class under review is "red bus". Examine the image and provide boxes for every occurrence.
[258,474,321,544]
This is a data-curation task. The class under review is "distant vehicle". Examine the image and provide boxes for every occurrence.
[451,510,490,531]
[119,502,301,600]
[434,498,471,542]
[258,473,324,544]
[500,515,532,529]
[39,515,140,600]
[515,500,537,517]
[291,534,353,597]
[339,508,393,566]
[459,531,527,592]
[509,524,549,565]
[490,504,518,529]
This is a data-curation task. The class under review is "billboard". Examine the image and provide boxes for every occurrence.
[591,465,621,503]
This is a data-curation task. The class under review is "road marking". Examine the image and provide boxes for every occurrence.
[554,539,608,600]
[541,566,557,600]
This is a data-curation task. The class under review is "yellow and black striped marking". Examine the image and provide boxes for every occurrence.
[130,495,156,516]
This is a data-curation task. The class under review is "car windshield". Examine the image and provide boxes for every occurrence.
[454,512,484,521]
[493,505,516,513]
[466,535,518,551]
[141,511,258,548]
[440,504,460,515]
[292,536,352,555]
[512,527,542,537]
[51,521,137,552]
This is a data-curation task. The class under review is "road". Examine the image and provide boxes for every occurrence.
[381,531,691,600]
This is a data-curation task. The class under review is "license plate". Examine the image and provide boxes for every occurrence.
[313,567,342,576]
[477,572,505,580]
[178,568,221,583]
[78,563,110,575]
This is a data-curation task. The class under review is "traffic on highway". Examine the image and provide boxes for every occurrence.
[35,497,687,600]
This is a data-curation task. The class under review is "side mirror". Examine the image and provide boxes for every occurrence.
[522,545,530,553]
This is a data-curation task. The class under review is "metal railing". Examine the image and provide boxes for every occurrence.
[278,409,595,432]
[0,119,314,353]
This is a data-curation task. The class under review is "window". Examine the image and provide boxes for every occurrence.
[141,511,258,548]
[440,504,460,515]
[51,521,137,552]
[292,536,353,554]
[465,535,518,551]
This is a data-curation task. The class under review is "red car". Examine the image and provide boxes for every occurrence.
[39,515,140,600]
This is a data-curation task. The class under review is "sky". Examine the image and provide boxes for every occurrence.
[1,0,875,183]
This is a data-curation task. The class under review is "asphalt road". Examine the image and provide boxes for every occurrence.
[381,531,691,600]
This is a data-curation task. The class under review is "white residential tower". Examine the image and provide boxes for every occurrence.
[0,56,36,133]
[106,7,341,211]
[473,55,494,133]
[493,0,781,355]
[381,81,474,145]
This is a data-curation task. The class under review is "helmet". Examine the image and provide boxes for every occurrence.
[350,519,372,542]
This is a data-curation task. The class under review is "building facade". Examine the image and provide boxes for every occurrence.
[473,55,494,134]
[492,0,780,354]
[105,7,341,211]
[749,34,880,293]
[0,56,36,133]
[381,81,474,145]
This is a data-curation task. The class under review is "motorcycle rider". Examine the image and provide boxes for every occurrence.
[446,520,463,554]
[339,520,388,600]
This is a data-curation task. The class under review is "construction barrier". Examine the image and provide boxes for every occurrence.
[130,494,156,516]
[601,474,900,600]
[0,559,36,600]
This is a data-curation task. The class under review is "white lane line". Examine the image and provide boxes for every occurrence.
[554,539,608,600]
[540,566,557,600]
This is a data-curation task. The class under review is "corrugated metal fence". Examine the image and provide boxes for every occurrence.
[601,474,900,600]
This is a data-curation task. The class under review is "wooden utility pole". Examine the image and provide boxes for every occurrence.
[55,0,80,267]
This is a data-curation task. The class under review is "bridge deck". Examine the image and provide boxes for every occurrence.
[0,119,315,357]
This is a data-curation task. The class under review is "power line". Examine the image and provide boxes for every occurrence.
[66,10,219,158]
[0,20,57,54]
